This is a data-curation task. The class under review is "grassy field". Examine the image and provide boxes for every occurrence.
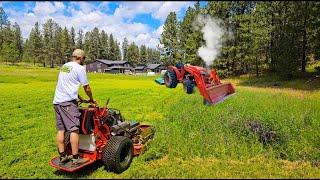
[0,65,319,178]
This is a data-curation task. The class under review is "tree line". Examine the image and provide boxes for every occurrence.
[160,1,320,78]
[0,7,160,67]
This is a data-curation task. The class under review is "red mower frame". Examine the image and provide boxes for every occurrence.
[49,102,154,173]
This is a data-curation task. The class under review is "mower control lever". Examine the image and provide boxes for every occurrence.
[78,99,99,108]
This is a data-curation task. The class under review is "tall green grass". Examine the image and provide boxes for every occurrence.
[0,65,319,178]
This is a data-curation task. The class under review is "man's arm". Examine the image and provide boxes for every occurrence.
[83,84,95,103]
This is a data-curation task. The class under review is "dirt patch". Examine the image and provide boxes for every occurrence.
[245,121,283,146]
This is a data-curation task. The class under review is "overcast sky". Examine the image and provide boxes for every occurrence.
[0,1,207,49]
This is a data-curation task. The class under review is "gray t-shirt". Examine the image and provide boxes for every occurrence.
[53,61,88,104]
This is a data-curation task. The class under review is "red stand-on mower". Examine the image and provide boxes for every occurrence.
[49,100,154,174]
[164,63,235,105]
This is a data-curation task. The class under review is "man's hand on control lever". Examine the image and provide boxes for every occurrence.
[89,98,97,105]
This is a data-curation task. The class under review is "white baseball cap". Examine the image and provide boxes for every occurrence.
[72,49,85,58]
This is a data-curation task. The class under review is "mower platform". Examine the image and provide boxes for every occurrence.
[49,156,94,172]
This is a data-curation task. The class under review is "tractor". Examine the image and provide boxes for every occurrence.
[164,63,235,105]
[49,99,154,174]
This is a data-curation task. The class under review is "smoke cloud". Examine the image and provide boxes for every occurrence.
[193,15,228,67]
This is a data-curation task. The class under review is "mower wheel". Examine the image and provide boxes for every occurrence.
[183,79,194,94]
[102,136,134,174]
[164,69,178,88]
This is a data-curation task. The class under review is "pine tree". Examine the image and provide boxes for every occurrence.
[22,38,31,63]
[127,42,139,65]
[83,31,91,60]
[43,19,59,67]
[160,11,180,65]
[114,40,121,60]
[13,22,23,61]
[0,22,19,64]
[139,44,147,65]
[53,26,63,65]
[76,29,83,49]
[109,34,116,60]
[61,27,71,64]
[0,7,9,54]
[180,5,202,65]
[28,22,43,66]
[70,26,76,51]
[122,37,129,61]
[90,27,100,60]
[100,30,109,59]
[0,7,9,30]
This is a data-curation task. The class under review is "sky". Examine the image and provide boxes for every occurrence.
[0,1,207,49]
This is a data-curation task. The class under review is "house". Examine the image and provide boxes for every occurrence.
[146,64,166,73]
[133,64,148,74]
[86,59,132,74]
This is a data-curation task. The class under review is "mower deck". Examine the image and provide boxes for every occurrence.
[49,156,94,172]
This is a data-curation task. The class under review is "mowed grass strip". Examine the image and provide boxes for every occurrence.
[0,65,319,178]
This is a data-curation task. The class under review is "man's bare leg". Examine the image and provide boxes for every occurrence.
[70,131,79,155]
[56,130,65,153]
[70,131,89,165]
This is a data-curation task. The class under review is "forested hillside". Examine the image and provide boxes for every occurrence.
[1,1,320,79]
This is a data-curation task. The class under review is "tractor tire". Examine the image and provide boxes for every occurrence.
[102,136,134,174]
[164,69,178,88]
[183,79,194,94]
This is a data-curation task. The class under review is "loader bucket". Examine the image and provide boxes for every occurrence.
[204,82,235,105]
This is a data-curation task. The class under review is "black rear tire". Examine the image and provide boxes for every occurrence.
[164,69,178,88]
[102,136,134,174]
[183,79,194,94]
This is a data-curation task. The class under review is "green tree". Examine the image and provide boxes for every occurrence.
[160,11,179,65]
[100,30,109,59]
[76,29,83,49]
[122,37,129,61]
[43,19,60,67]
[108,34,118,60]
[70,26,76,51]
[1,41,19,64]
[13,22,23,61]
[127,42,139,65]
[61,27,71,64]
[0,7,9,30]
[139,44,147,64]
[27,22,43,65]
[83,31,91,60]
[179,5,203,65]
[114,40,121,60]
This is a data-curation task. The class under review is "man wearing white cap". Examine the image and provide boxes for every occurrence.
[53,49,96,166]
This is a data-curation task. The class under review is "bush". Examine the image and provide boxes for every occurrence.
[315,66,320,75]
[216,69,232,79]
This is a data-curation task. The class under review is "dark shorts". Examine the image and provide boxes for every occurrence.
[54,100,81,132]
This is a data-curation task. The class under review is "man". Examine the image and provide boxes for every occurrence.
[53,49,95,165]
